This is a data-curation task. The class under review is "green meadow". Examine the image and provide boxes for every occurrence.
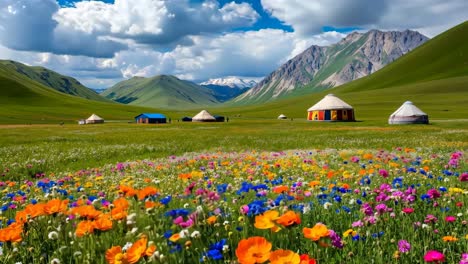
[1,119,466,180]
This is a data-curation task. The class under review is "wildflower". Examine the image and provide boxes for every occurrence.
[424,250,445,262]
[329,230,343,249]
[50,258,61,264]
[207,215,217,225]
[254,210,280,231]
[445,216,456,223]
[276,211,301,227]
[269,249,300,264]
[235,236,272,264]
[44,199,68,215]
[299,254,317,264]
[93,215,113,231]
[127,236,155,264]
[424,215,438,223]
[303,223,330,241]
[343,229,357,237]
[460,253,468,264]
[105,246,125,264]
[398,240,411,253]
[201,239,227,261]
[48,231,59,240]
[75,221,94,237]
[402,208,414,214]
[460,172,468,182]
[442,236,458,242]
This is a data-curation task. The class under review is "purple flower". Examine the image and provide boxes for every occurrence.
[329,230,343,249]
[375,204,388,214]
[398,240,411,253]
[379,169,389,178]
[352,220,363,227]
[460,172,468,182]
[424,214,438,223]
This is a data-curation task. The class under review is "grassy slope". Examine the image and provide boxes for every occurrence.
[0,60,108,102]
[212,21,468,122]
[102,75,220,109]
[0,65,185,123]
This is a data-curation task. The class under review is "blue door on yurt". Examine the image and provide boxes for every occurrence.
[324,110,331,120]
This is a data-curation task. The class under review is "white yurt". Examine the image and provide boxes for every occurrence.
[85,114,104,124]
[278,114,287,120]
[307,94,355,121]
[388,101,429,124]
[192,110,216,122]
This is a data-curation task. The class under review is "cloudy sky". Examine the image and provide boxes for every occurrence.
[0,0,467,89]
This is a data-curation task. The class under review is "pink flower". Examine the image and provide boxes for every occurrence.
[402,208,414,214]
[460,172,468,182]
[445,216,456,223]
[379,169,389,178]
[427,189,441,199]
[424,250,445,262]
[240,205,249,214]
[460,253,468,264]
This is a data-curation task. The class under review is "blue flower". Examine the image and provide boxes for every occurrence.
[160,195,172,205]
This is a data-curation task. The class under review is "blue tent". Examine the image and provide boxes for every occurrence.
[135,113,167,124]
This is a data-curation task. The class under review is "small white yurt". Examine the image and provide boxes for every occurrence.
[278,114,287,120]
[192,110,216,122]
[85,114,104,124]
[388,101,429,124]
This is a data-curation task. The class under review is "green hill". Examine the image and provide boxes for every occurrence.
[213,21,468,121]
[0,63,180,124]
[102,75,220,109]
[0,60,108,102]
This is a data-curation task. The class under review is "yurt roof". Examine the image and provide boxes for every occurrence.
[307,94,353,111]
[192,110,216,120]
[390,101,427,117]
[86,114,104,121]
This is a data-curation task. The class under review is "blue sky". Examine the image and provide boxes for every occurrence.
[1,0,467,88]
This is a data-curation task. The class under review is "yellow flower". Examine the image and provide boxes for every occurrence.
[343,229,357,238]
[254,210,279,230]
[269,249,300,264]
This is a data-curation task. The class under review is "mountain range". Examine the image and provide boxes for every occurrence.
[200,77,257,102]
[233,29,428,104]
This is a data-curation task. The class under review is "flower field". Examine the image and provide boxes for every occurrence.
[0,148,467,263]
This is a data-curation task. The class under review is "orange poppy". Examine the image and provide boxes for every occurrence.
[273,186,289,194]
[126,237,148,264]
[75,220,94,237]
[269,249,300,264]
[145,244,157,257]
[24,203,46,218]
[303,223,330,241]
[15,210,28,225]
[169,233,180,242]
[276,211,301,227]
[207,215,218,225]
[309,181,321,188]
[44,199,69,215]
[93,215,113,231]
[235,236,272,264]
[254,210,280,230]
[70,205,102,220]
[113,198,130,210]
[119,185,137,197]
[137,186,159,201]
[442,236,458,242]
[111,206,128,220]
[0,223,23,242]
[105,246,127,264]
[144,201,158,209]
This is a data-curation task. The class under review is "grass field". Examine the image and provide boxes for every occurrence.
[1,120,466,178]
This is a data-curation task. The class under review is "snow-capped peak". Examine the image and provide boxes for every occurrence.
[200,77,259,89]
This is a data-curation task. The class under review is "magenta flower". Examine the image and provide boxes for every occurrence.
[460,253,468,264]
[424,250,445,263]
[398,240,411,253]
[445,216,456,223]
[402,208,414,214]
[375,204,388,214]
[379,169,389,178]
[427,189,441,199]
[460,172,468,182]
[329,230,343,249]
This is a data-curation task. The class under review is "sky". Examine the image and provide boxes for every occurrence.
[0,0,467,89]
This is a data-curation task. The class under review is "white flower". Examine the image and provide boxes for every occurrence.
[50,258,61,264]
[48,231,59,240]
[457,213,463,217]
[183,203,189,208]
[73,251,82,258]
[122,242,133,252]
[179,229,189,239]
[191,231,201,238]
[323,202,332,209]
[222,245,229,253]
